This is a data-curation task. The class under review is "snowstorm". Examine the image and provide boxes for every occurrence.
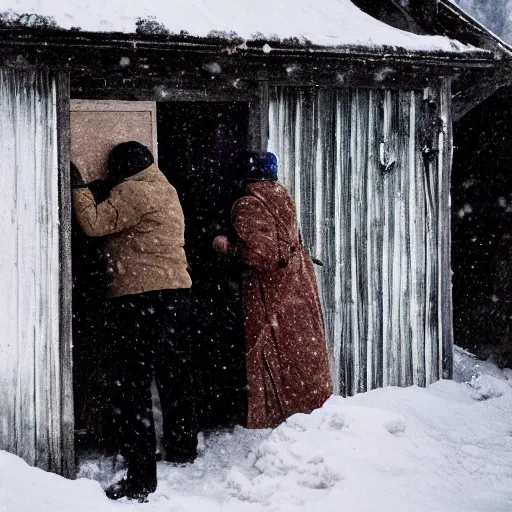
[1,1,512,510]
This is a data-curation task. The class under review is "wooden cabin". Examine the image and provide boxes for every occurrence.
[0,0,510,477]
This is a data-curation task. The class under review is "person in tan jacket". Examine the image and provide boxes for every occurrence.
[72,141,196,502]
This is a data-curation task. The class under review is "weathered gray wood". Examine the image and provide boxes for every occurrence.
[437,0,512,55]
[259,82,270,152]
[0,68,62,469]
[247,83,267,151]
[268,85,453,395]
[452,70,512,122]
[57,72,75,479]
[440,77,454,379]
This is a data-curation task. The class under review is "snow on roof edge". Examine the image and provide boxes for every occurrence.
[0,0,487,55]
[443,0,512,57]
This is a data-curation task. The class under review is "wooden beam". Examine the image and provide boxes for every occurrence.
[71,85,257,103]
[259,82,270,151]
[409,0,439,29]
[437,0,512,56]
[0,26,494,63]
[440,77,454,379]
[246,82,269,151]
[247,92,262,151]
[452,67,512,122]
[57,71,75,479]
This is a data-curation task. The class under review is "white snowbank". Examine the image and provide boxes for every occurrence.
[2,347,512,512]
[2,0,474,53]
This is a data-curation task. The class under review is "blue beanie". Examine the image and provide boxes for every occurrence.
[242,151,278,181]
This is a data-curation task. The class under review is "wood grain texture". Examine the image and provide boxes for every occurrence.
[268,85,453,395]
[0,68,62,470]
[70,100,157,181]
[57,73,75,478]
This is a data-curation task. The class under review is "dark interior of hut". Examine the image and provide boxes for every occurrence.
[72,101,249,456]
[452,87,512,367]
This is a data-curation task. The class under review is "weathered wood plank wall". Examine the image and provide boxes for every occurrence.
[57,73,75,478]
[268,82,453,395]
[0,68,62,471]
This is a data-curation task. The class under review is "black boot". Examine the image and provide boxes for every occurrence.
[163,434,198,465]
[105,477,154,503]
[164,448,197,465]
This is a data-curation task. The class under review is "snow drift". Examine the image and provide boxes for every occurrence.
[1,346,512,511]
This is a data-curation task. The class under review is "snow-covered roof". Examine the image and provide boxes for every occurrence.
[3,0,478,53]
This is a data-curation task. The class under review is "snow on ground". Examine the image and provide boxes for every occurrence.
[2,0,473,52]
[2,346,512,512]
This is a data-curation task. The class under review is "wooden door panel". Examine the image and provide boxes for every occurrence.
[70,100,157,181]
[70,100,157,454]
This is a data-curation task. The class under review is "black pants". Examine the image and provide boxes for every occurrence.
[108,288,197,491]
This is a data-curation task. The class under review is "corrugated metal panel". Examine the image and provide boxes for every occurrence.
[268,84,453,395]
[0,68,62,471]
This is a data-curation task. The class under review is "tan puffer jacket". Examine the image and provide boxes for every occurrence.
[73,164,192,298]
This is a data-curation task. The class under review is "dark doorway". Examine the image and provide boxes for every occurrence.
[72,185,115,455]
[72,101,250,459]
[157,101,249,429]
[452,87,512,365]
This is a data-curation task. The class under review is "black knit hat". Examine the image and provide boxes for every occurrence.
[108,141,154,181]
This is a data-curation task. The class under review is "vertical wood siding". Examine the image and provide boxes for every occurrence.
[268,83,453,395]
[0,68,62,471]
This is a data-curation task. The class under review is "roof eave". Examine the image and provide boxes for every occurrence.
[438,0,512,58]
[0,26,497,69]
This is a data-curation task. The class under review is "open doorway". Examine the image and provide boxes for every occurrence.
[157,102,249,430]
[71,100,249,458]
[71,100,160,455]
[452,87,512,365]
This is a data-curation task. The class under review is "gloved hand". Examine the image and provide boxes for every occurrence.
[70,162,87,188]
[87,179,112,203]
[212,235,230,255]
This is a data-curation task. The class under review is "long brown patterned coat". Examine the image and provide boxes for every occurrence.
[230,180,332,429]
